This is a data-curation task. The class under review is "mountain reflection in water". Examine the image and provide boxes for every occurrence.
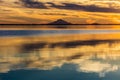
[0,30,120,80]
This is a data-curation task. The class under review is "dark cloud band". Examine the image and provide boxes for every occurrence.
[48,2,120,13]
[21,0,48,9]
[20,0,120,13]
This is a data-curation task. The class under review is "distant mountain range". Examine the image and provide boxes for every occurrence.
[48,19,101,25]
[48,19,72,25]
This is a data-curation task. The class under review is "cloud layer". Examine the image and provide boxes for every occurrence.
[19,0,120,13]
[1,0,120,24]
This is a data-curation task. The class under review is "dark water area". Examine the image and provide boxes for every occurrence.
[0,25,120,80]
[1,25,120,30]
[0,30,120,37]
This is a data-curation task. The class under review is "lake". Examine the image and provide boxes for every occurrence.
[0,25,120,80]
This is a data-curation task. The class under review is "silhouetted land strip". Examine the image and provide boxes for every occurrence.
[1,24,120,25]
[0,19,120,25]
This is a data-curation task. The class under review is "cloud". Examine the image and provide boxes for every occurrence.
[19,0,120,13]
[41,13,68,16]
[47,2,120,13]
[21,0,48,9]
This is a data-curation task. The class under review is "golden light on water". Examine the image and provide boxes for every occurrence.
[0,32,120,78]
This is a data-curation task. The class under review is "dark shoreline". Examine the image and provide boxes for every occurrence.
[0,24,120,25]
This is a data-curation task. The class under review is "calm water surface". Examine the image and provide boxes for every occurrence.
[0,25,120,80]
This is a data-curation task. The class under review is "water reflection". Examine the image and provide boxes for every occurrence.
[0,30,120,80]
[1,25,120,30]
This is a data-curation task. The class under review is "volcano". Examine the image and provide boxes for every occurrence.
[48,19,72,25]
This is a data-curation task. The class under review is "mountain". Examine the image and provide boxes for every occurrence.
[48,19,72,25]
[91,23,100,25]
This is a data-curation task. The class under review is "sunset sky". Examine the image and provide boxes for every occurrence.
[1,0,120,24]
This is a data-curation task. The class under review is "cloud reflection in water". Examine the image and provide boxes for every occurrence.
[0,32,120,78]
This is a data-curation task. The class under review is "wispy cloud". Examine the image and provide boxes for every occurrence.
[1,0,120,24]
[19,0,120,13]
[21,0,48,9]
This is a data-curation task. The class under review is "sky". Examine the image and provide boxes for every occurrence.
[1,0,120,24]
